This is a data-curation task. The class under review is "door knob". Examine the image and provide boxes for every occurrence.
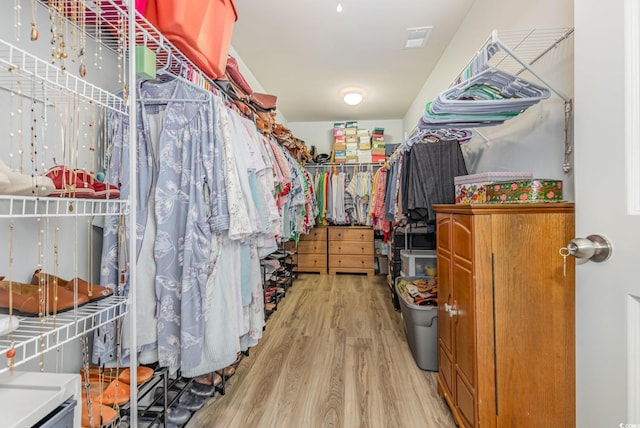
[567,234,612,262]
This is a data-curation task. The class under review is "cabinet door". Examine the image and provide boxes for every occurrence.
[452,215,477,428]
[436,215,454,397]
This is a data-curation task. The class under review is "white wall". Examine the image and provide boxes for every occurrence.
[402,0,575,200]
[288,119,403,155]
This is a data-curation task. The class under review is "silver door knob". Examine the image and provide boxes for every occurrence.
[567,234,612,262]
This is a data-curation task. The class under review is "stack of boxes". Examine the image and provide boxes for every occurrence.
[371,127,386,163]
[357,128,372,163]
[332,122,387,164]
[345,121,358,163]
[333,122,346,163]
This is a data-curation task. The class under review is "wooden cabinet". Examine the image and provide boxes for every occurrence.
[297,227,327,274]
[328,226,374,276]
[434,203,575,428]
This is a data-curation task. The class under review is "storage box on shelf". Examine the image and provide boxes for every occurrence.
[400,249,437,277]
[328,226,374,276]
[387,226,435,309]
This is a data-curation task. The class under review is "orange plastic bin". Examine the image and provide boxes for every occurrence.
[145,0,238,79]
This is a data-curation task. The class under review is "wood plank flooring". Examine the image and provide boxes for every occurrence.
[186,274,456,428]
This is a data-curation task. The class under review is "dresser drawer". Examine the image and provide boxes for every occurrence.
[328,227,373,242]
[328,241,374,256]
[298,240,326,254]
[329,254,374,270]
[297,254,327,269]
[300,227,327,241]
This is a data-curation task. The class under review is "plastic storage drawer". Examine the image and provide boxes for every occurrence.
[32,399,76,428]
[395,277,438,371]
[400,249,436,277]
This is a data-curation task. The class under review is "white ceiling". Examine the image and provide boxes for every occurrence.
[230,0,476,123]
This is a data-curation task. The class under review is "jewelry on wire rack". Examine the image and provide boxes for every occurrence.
[6,222,16,375]
[30,0,38,41]
[94,0,102,70]
[14,0,22,42]
[78,0,87,78]
[8,67,15,169]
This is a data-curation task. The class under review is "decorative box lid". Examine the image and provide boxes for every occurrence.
[454,171,533,185]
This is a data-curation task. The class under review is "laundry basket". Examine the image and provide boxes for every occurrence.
[145,0,238,79]
[396,277,438,371]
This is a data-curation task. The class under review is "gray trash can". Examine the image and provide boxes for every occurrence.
[396,277,438,371]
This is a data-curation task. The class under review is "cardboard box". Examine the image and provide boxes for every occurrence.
[345,135,358,143]
[334,135,346,144]
[371,148,386,156]
[345,127,357,136]
[359,142,371,150]
[346,121,358,128]
[334,128,345,137]
[372,155,386,163]
[333,142,346,151]
[357,129,370,137]
[346,143,358,151]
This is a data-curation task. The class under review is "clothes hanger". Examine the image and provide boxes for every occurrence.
[138,48,211,104]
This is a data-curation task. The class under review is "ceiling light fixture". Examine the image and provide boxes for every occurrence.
[336,1,343,13]
[343,91,363,106]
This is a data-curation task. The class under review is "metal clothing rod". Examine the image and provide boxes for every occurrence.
[305,162,385,167]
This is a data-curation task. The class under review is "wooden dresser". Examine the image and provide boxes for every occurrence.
[328,226,375,276]
[434,203,575,428]
[297,227,327,274]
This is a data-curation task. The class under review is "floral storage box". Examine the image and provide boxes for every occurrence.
[454,172,533,204]
[485,179,563,203]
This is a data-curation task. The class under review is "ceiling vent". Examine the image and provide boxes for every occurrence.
[404,26,433,49]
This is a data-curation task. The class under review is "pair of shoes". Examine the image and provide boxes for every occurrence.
[45,166,120,199]
[81,365,154,386]
[216,365,236,379]
[0,160,56,197]
[81,399,119,428]
[154,387,206,411]
[0,279,89,316]
[31,269,113,304]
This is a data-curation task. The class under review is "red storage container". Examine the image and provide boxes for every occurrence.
[145,0,238,79]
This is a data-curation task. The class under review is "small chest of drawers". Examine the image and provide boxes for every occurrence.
[328,226,374,276]
[296,227,328,274]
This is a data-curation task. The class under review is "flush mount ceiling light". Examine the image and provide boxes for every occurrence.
[343,91,363,106]
[404,26,433,49]
[336,1,343,13]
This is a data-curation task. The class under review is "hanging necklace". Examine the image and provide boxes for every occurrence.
[6,222,16,375]
[14,0,22,42]
[30,0,38,41]
[78,0,87,78]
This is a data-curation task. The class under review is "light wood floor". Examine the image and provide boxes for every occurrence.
[187,274,456,428]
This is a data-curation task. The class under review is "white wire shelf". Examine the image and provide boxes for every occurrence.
[0,295,128,375]
[0,37,127,114]
[454,28,574,91]
[0,195,128,218]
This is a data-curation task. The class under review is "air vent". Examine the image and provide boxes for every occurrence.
[404,26,433,49]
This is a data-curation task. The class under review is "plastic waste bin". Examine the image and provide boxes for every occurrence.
[396,277,438,371]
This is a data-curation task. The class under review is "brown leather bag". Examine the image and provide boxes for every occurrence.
[250,92,277,111]
[225,56,254,96]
